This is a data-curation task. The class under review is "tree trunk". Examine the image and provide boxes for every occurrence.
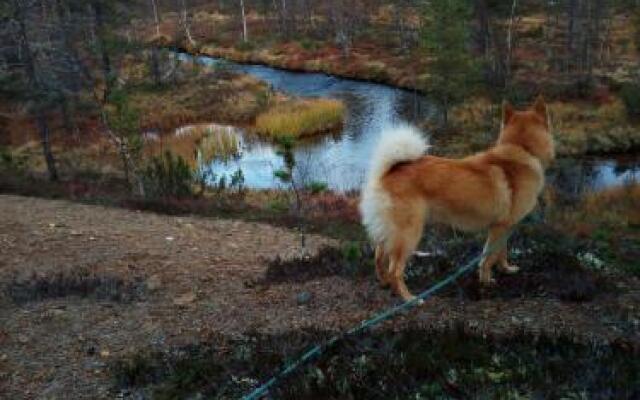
[180,0,196,46]
[37,113,59,181]
[505,0,518,88]
[150,47,161,86]
[240,0,248,42]
[150,0,161,37]
[14,0,59,180]
[442,98,449,128]
[92,1,113,102]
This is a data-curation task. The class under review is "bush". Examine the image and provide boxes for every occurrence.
[142,151,194,199]
[234,40,256,52]
[0,147,28,173]
[298,38,319,51]
[620,83,640,122]
[306,181,328,194]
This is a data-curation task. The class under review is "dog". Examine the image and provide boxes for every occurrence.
[359,96,555,301]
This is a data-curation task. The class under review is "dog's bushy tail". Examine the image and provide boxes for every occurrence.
[359,125,428,245]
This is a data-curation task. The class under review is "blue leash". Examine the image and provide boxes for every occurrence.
[242,232,511,400]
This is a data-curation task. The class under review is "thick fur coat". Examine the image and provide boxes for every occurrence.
[359,97,555,301]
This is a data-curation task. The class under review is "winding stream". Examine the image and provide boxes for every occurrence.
[176,53,639,194]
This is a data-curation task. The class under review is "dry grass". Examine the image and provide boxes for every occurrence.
[253,98,345,139]
[547,183,640,235]
[437,96,640,156]
[147,124,240,166]
[196,125,241,163]
[580,184,640,225]
[550,99,640,155]
[129,71,270,133]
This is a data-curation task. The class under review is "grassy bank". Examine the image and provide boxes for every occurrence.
[430,96,640,157]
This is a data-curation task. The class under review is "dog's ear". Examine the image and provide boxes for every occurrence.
[502,101,514,126]
[533,95,547,117]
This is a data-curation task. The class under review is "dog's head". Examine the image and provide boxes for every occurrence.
[498,96,555,168]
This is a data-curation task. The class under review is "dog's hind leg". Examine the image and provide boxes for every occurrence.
[389,246,413,301]
[375,244,390,288]
[479,224,511,285]
[389,217,424,301]
[498,247,520,274]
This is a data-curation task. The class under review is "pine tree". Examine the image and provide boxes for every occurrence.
[422,0,479,127]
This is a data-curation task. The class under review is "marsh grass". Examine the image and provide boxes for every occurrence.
[437,96,640,156]
[148,125,240,167]
[550,99,640,155]
[254,98,345,139]
[548,183,640,276]
[197,125,241,163]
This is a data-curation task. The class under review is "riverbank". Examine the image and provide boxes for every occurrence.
[430,96,640,157]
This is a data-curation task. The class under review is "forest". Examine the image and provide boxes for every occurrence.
[0,0,639,399]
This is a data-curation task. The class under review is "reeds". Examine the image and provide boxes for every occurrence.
[254,98,345,139]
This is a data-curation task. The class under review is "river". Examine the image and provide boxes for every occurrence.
[176,53,639,195]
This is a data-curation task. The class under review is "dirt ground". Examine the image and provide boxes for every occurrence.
[0,194,639,399]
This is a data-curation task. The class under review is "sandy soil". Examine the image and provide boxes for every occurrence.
[0,194,638,398]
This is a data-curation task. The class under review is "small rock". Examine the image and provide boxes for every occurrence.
[146,275,162,292]
[173,292,197,306]
[296,292,312,305]
[17,335,29,344]
[70,230,82,236]
[166,236,175,242]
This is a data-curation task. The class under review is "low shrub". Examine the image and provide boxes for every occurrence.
[142,151,194,199]
[298,38,319,51]
[0,147,28,172]
[306,181,328,194]
[620,82,640,122]
[112,328,640,399]
[234,40,256,52]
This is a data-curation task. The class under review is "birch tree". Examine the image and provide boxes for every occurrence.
[240,0,248,42]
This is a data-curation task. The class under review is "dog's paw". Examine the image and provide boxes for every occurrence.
[479,277,496,286]
[501,264,520,274]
